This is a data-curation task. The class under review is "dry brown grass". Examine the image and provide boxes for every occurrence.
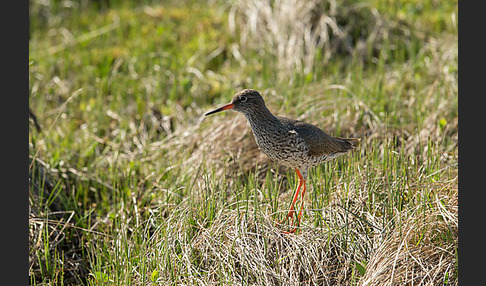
[135,165,457,285]
[361,191,457,285]
[163,207,362,285]
[229,0,411,79]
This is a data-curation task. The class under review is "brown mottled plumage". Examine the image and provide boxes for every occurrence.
[205,89,360,233]
[276,116,360,157]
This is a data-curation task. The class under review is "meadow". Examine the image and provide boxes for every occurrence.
[29,0,458,284]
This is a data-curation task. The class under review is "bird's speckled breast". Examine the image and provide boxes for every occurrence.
[249,122,310,167]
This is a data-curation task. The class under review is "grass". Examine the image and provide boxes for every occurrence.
[29,0,457,285]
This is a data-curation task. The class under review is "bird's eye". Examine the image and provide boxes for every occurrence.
[240,96,248,102]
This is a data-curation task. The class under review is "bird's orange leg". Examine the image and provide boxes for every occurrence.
[276,170,302,225]
[283,170,306,234]
[296,178,307,224]
[277,169,306,234]
[278,172,302,224]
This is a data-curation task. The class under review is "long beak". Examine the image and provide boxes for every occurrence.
[205,103,234,116]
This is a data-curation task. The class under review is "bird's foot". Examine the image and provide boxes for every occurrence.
[275,211,302,234]
[274,209,295,226]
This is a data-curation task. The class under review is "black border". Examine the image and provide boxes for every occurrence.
[4,0,29,283]
[457,1,479,285]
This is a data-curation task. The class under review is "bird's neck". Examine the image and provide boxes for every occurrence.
[244,106,283,133]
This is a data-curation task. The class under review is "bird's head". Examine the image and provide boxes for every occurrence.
[205,89,266,116]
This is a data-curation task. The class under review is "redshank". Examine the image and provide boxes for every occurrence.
[205,89,360,233]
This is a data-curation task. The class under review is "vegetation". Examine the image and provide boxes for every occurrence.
[29,0,457,284]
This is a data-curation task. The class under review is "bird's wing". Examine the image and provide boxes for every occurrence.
[277,116,359,157]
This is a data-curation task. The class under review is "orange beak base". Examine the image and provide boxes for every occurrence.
[205,103,234,116]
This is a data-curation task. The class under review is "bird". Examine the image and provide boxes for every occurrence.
[205,89,360,233]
